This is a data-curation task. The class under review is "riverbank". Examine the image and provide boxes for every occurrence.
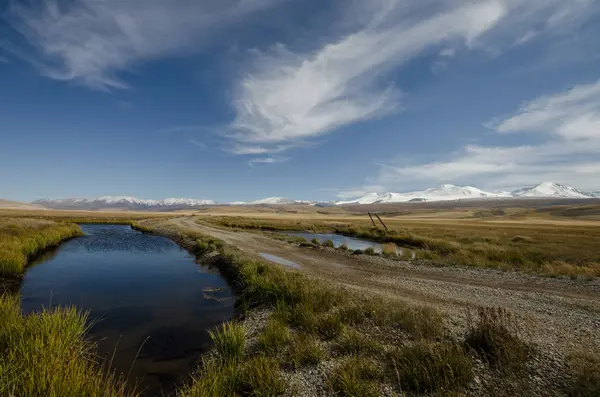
[0,218,137,397]
[136,218,600,396]
[0,218,83,278]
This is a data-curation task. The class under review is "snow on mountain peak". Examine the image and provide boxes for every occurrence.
[250,197,297,205]
[510,182,590,198]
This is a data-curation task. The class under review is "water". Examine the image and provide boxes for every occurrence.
[20,224,234,395]
[259,252,301,269]
[285,232,398,254]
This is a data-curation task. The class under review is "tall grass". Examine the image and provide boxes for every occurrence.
[0,218,82,276]
[210,322,247,362]
[389,341,473,393]
[0,294,132,397]
[464,307,531,371]
[565,352,600,397]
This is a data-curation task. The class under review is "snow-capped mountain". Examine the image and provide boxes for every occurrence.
[33,196,216,211]
[337,184,507,205]
[336,182,596,205]
[250,197,298,205]
[510,182,590,199]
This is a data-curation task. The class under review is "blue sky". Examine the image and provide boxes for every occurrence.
[1,0,599,202]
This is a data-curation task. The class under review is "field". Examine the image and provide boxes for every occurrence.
[196,203,600,277]
[0,201,599,396]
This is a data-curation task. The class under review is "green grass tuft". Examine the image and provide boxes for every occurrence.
[210,322,247,362]
[329,356,383,397]
[0,294,132,397]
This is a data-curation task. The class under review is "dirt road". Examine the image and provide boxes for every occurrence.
[168,217,600,357]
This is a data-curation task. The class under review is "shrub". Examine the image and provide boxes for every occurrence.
[322,239,335,248]
[382,243,397,256]
[364,247,376,255]
[464,307,530,370]
[210,322,247,362]
[311,238,320,245]
[338,244,349,251]
[389,341,473,393]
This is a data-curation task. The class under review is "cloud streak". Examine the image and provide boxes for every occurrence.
[227,0,600,158]
[228,0,507,154]
[371,79,600,191]
[5,0,278,90]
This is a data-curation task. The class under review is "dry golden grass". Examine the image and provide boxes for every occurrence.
[202,213,600,277]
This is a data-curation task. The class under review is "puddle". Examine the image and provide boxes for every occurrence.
[285,232,415,257]
[259,252,301,269]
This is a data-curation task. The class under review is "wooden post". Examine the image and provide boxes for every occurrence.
[368,212,378,228]
[374,214,388,230]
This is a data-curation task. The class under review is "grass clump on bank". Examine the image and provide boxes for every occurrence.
[565,352,600,397]
[464,307,531,371]
[329,356,383,397]
[0,218,82,276]
[0,294,132,397]
[210,322,247,362]
[389,341,473,393]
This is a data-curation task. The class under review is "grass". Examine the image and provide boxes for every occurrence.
[464,307,531,371]
[286,332,326,369]
[389,341,474,393]
[210,322,247,362]
[0,294,133,397]
[565,352,600,397]
[257,318,292,355]
[202,215,600,277]
[334,329,383,355]
[329,356,383,397]
[0,218,83,276]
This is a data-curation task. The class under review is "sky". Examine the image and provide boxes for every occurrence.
[1,0,599,202]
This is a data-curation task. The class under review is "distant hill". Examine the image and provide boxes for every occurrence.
[0,199,45,210]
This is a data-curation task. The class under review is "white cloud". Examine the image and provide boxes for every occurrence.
[5,0,278,90]
[366,80,600,192]
[227,0,600,157]
[248,156,289,166]
[228,1,507,154]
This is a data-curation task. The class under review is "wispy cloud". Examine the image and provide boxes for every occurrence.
[4,0,278,90]
[248,156,289,166]
[0,57,9,64]
[189,139,207,150]
[227,1,507,155]
[365,79,600,192]
[226,0,599,157]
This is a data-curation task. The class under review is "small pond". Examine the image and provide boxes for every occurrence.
[285,232,404,254]
[19,224,234,395]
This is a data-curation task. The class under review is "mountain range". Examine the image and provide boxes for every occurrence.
[336,182,596,205]
[29,182,599,210]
